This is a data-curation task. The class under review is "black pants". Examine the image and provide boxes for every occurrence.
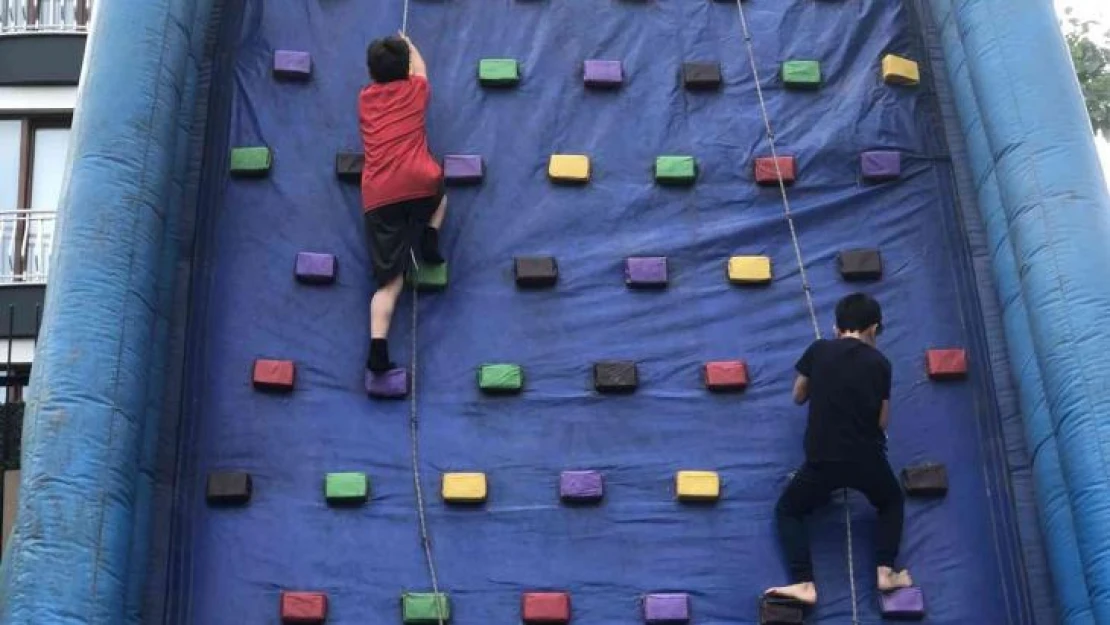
[775,456,904,583]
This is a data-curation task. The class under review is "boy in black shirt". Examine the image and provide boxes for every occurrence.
[765,293,912,606]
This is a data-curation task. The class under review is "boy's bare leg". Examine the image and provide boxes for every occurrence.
[368,274,404,371]
[421,195,447,263]
[430,194,447,229]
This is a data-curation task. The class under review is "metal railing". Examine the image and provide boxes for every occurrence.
[0,211,54,285]
[0,0,91,34]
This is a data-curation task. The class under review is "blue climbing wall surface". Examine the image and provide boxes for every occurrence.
[158,1,1048,623]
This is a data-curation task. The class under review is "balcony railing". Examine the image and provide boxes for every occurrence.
[0,0,91,34]
[0,211,55,285]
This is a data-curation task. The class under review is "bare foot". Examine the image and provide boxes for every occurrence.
[764,582,817,606]
[877,566,913,591]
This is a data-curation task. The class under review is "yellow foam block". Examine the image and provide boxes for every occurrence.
[442,472,487,503]
[882,54,919,86]
[676,470,720,500]
[728,256,772,285]
[548,154,591,182]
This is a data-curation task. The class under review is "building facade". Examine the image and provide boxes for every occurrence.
[0,0,91,549]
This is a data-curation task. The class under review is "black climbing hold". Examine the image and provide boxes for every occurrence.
[594,361,638,393]
[683,62,722,90]
[335,152,364,182]
[838,249,883,281]
[206,471,252,505]
[901,463,948,497]
[514,257,559,288]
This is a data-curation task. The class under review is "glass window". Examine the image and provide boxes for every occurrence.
[30,127,70,210]
[0,121,19,209]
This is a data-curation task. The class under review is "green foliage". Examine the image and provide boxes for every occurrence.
[1063,9,1110,137]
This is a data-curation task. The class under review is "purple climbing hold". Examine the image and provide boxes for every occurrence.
[295,252,337,285]
[584,60,623,88]
[644,593,690,623]
[861,151,902,182]
[366,368,409,399]
[559,470,603,502]
[273,50,312,80]
[444,155,484,184]
[625,257,668,288]
[879,586,925,620]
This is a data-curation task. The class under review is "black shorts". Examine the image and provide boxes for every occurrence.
[364,192,443,284]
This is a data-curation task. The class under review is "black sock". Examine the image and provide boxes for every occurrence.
[421,227,445,264]
[368,338,393,372]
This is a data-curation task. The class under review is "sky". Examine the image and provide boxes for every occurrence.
[1056,0,1110,184]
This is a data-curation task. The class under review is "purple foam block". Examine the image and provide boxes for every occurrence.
[584,60,623,87]
[559,470,603,501]
[295,252,337,284]
[273,50,312,79]
[625,257,668,288]
[366,368,409,399]
[444,155,484,184]
[644,593,690,623]
[879,586,925,620]
[861,151,901,181]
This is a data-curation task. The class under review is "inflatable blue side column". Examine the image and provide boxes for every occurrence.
[932,0,1110,621]
[0,0,215,622]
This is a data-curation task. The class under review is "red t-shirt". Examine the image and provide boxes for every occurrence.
[359,76,443,211]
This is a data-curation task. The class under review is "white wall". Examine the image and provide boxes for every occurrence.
[0,86,77,112]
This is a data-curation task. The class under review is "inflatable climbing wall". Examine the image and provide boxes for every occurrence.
[7,1,1110,625]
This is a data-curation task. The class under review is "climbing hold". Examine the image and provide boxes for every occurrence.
[335,152,363,182]
[522,592,571,624]
[407,262,448,291]
[925,348,967,380]
[901,463,948,497]
[548,155,591,183]
[625,256,668,289]
[676,470,720,501]
[593,361,638,393]
[704,361,749,392]
[366,368,410,399]
[325,472,369,505]
[644,593,690,624]
[442,472,487,503]
[206,471,251,505]
[682,62,721,90]
[295,252,337,285]
[728,256,773,285]
[584,59,623,88]
[281,591,328,623]
[782,60,821,89]
[880,586,926,619]
[514,256,559,288]
[479,58,520,86]
[759,596,805,624]
[882,54,920,86]
[443,155,484,184]
[252,358,295,392]
[402,592,452,624]
[861,151,902,182]
[754,156,796,185]
[559,470,604,502]
[478,363,524,393]
[655,156,697,185]
[273,50,312,80]
[837,249,883,282]
[229,146,272,177]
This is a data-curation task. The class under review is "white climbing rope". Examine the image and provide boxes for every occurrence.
[401,0,411,35]
[732,1,860,623]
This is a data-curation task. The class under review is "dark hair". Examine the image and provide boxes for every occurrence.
[367,37,410,83]
[835,292,883,333]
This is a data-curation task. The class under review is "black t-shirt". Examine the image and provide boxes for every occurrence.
[795,338,892,461]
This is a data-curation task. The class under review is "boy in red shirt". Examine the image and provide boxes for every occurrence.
[360,33,446,372]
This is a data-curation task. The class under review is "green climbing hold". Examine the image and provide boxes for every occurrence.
[654,156,697,185]
[229,147,272,176]
[402,592,451,624]
[407,262,448,291]
[325,472,369,504]
[479,59,520,86]
[478,363,523,393]
[782,60,822,88]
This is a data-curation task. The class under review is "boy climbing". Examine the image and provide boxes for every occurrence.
[360,32,446,373]
[765,293,912,606]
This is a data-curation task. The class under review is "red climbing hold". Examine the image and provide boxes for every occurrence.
[280,591,327,623]
[522,591,571,623]
[253,359,295,392]
[925,349,967,380]
[704,361,749,392]
[754,156,796,185]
